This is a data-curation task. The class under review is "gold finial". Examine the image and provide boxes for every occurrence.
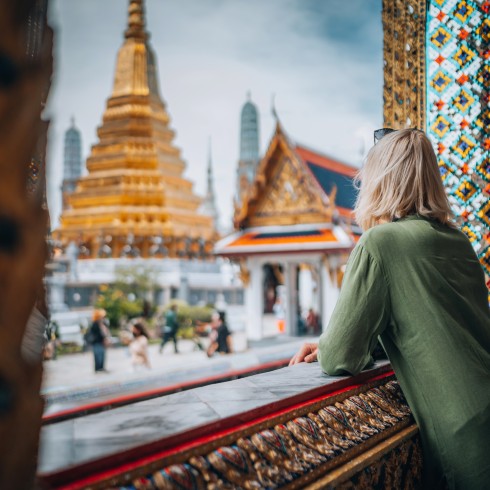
[125,0,147,40]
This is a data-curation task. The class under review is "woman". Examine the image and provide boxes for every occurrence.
[290,129,490,489]
[206,311,233,357]
[129,322,151,370]
[89,309,110,373]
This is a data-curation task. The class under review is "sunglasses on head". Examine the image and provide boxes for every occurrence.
[373,127,422,144]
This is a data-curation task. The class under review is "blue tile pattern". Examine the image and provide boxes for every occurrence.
[426,0,490,275]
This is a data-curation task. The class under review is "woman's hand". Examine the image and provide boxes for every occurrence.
[289,343,319,365]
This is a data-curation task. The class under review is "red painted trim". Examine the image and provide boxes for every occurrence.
[296,146,358,178]
[43,359,291,424]
[39,365,393,489]
[336,206,355,218]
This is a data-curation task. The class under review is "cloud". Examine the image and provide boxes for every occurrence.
[46,0,382,231]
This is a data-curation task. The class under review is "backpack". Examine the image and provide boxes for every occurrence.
[84,327,96,345]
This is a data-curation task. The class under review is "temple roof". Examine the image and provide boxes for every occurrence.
[234,123,359,230]
[294,145,358,215]
[224,123,359,257]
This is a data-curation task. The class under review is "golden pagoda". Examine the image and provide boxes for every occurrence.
[55,0,215,259]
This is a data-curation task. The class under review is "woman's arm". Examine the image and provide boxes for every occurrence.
[290,245,390,375]
[318,245,390,376]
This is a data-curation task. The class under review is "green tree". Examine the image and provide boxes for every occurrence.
[95,264,159,327]
[113,264,158,300]
[95,286,143,329]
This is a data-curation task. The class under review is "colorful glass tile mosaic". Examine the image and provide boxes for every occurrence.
[426,0,490,276]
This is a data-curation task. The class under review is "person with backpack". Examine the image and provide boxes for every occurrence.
[88,309,110,372]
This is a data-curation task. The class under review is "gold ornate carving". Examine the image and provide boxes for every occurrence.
[382,0,426,130]
[238,259,250,286]
[254,155,322,216]
[238,126,333,228]
[0,1,52,488]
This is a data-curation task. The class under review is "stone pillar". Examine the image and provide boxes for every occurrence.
[245,258,263,341]
[65,241,79,281]
[284,262,298,336]
[46,275,68,313]
[298,264,313,315]
[178,273,189,303]
[164,287,171,306]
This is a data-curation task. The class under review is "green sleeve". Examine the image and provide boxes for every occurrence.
[318,244,390,376]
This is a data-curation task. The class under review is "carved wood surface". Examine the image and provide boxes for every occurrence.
[0,1,52,488]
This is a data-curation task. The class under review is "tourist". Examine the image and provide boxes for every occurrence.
[196,311,220,355]
[289,128,490,489]
[129,322,151,370]
[207,311,233,357]
[272,297,285,333]
[305,308,319,335]
[88,309,110,373]
[43,320,60,360]
[159,304,179,354]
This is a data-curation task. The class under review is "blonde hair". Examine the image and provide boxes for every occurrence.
[354,129,454,230]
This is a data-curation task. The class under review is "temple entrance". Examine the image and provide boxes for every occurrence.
[262,262,324,338]
[231,248,345,341]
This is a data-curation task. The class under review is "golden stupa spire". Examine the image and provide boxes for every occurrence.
[125,0,147,41]
[56,0,215,259]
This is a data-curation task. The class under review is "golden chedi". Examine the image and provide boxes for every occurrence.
[55,0,215,259]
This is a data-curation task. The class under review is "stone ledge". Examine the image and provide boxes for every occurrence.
[38,361,422,489]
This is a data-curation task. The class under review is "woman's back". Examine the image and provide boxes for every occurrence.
[318,214,490,488]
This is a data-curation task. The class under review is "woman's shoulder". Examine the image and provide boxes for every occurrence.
[358,216,470,259]
[357,222,400,251]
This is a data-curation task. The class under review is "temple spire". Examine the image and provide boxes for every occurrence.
[125,0,147,41]
[201,138,219,231]
[236,93,260,204]
[56,0,215,255]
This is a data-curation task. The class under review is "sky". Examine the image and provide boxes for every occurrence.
[46,0,383,231]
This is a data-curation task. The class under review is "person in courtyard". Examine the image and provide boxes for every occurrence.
[305,308,320,335]
[159,304,180,354]
[196,311,220,354]
[272,296,285,333]
[129,322,151,370]
[43,320,60,360]
[89,309,110,373]
[290,128,490,490]
[206,311,233,357]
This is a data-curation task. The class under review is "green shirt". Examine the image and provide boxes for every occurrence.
[165,309,178,331]
[318,215,490,489]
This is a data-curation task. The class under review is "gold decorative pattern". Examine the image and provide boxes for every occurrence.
[382,0,426,129]
[235,124,333,229]
[253,155,326,221]
[238,259,250,286]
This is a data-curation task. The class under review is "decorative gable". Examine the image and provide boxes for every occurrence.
[235,125,334,229]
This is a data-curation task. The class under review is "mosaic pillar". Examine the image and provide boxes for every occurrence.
[426,0,490,278]
[383,0,490,281]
